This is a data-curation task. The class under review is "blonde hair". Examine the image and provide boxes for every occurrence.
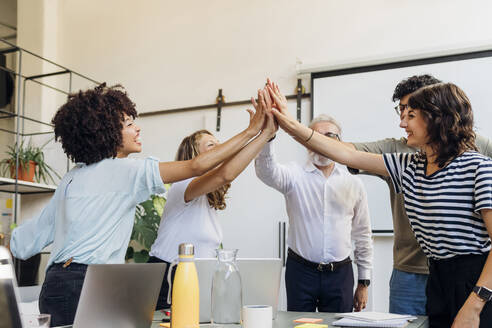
[175,130,230,210]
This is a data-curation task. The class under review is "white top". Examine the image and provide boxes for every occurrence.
[11,157,165,268]
[255,142,373,279]
[150,178,223,262]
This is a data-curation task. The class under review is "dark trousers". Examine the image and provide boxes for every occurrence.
[148,256,174,310]
[15,254,41,286]
[427,253,492,328]
[285,251,354,312]
[39,263,87,327]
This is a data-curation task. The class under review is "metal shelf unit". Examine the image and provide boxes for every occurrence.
[0,37,99,282]
[0,37,99,222]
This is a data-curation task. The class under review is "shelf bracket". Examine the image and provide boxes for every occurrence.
[216,89,224,132]
[296,78,304,122]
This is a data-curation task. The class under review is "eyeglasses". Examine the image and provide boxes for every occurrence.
[324,132,340,140]
[394,103,409,116]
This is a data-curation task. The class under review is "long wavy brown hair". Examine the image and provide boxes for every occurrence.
[175,130,230,210]
[408,83,478,168]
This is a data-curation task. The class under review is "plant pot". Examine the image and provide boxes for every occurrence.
[10,160,37,182]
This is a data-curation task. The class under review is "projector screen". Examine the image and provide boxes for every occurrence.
[312,49,492,232]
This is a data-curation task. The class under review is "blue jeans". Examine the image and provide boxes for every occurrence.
[39,263,87,327]
[389,268,427,315]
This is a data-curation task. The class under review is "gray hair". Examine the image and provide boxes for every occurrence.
[308,114,342,137]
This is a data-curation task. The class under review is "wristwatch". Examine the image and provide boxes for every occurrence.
[358,279,370,287]
[473,285,492,302]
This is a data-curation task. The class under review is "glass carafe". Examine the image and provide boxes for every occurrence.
[211,249,242,326]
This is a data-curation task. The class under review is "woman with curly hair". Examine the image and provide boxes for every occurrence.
[148,89,277,310]
[268,81,492,328]
[9,83,272,326]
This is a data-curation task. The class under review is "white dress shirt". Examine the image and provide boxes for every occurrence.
[255,142,373,279]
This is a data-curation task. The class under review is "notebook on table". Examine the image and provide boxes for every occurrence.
[333,311,417,328]
[336,311,417,322]
[332,317,410,327]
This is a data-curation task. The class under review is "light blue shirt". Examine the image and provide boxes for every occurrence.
[11,157,165,269]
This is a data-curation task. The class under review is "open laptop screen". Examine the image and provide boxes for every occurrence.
[0,248,23,328]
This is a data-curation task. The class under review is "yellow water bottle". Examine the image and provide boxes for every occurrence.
[169,243,199,328]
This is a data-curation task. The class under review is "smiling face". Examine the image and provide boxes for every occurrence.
[197,133,219,154]
[117,114,142,157]
[405,107,429,148]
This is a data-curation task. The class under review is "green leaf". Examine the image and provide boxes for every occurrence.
[127,194,167,258]
[152,195,166,217]
[133,250,150,263]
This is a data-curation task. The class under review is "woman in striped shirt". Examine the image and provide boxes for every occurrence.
[268,81,492,328]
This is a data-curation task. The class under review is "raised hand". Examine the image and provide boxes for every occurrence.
[265,80,298,137]
[247,89,268,135]
[266,78,289,115]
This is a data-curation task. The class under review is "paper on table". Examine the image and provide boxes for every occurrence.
[336,311,417,322]
[332,318,410,328]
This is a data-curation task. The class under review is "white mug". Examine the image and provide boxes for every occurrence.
[242,305,272,328]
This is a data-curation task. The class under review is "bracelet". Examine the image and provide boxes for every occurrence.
[268,134,276,142]
[305,129,315,143]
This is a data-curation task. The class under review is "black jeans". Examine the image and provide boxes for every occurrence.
[285,250,354,312]
[427,253,492,328]
[147,256,174,310]
[39,262,87,327]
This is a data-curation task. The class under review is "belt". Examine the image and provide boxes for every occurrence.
[288,248,351,272]
[50,258,87,270]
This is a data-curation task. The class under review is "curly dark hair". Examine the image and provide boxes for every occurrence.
[408,83,477,168]
[176,130,230,210]
[392,74,442,102]
[52,83,138,165]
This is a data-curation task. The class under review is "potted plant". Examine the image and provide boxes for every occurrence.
[0,139,61,184]
[126,193,167,263]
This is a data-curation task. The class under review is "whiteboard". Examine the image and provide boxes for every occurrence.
[312,50,492,231]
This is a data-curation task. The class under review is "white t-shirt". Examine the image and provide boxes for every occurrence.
[150,178,223,262]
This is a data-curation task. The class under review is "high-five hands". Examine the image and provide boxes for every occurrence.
[246,89,267,136]
[250,88,277,137]
[264,78,298,137]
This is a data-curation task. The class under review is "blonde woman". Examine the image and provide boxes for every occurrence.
[149,89,277,310]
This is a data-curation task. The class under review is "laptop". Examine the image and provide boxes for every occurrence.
[72,262,166,328]
[0,246,23,328]
[195,258,282,323]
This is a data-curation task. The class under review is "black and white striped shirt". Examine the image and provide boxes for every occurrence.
[383,151,492,260]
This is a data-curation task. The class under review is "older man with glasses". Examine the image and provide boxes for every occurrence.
[255,114,373,313]
[342,74,492,316]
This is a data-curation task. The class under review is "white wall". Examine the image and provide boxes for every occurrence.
[16,0,492,311]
